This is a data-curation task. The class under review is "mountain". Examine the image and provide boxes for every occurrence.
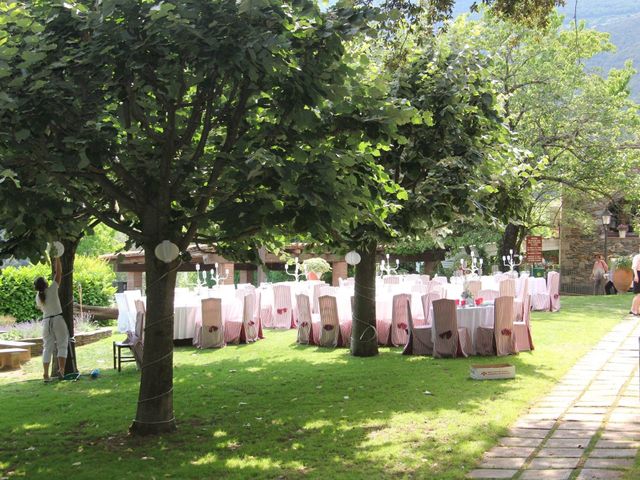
[451,0,640,100]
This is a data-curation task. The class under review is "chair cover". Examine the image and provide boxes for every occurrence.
[476,296,517,356]
[477,289,499,302]
[514,294,534,351]
[115,293,130,333]
[466,280,482,299]
[390,294,410,347]
[312,282,327,314]
[318,295,340,348]
[242,292,258,342]
[548,271,560,312]
[432,299,470,358]
[403,297,433,356]
[421,292,441,326]
[432,276,448,285]
[200,298,225,348]
[514,277,528,321]
[383,275,401,285]
[272,284,295,328]
[499,278,516,297]
[123,290,142,332]
[130,299,146,368]
[420,275,431,284]
[531,279,550,311]
[296,294,313,344]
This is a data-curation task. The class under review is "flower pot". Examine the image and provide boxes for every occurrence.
[306,272,319,281]
[618,230,627,238]
[612,268,633,293]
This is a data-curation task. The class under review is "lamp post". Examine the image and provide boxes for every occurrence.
[601,208,612,267]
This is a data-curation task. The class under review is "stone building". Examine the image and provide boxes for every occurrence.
[559,202,639,294]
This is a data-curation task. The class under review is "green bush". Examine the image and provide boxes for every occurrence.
[0,256,116,322]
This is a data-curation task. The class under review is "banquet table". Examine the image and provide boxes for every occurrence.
[166,293,244,341]
[431,304,494,354]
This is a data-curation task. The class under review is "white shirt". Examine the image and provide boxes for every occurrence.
[633,254,640,272]
[35,281,63,317]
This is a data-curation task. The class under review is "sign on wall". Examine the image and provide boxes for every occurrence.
[526,236,543,263]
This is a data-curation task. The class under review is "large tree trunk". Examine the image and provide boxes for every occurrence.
[129,245,178,435]
[59,237,80,375]
[351,240,379,357]
[499,223,527,272]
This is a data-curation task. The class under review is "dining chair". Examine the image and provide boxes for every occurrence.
[295,294,314,345]
[466,280,482,299]
[403,298,433,356]
[318,295,340,348]
[272,284,294,329]
[514,294,534,351]
[477,289,499,302]
[200,298,225,348]
[421,292,441,327]
[390,294,411,347]
[432,299,471,358]
[548,271,560,312]
[499,278,516,298]
[242,292,258,342]
[476,296,517,356]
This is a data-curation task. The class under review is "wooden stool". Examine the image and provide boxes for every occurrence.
[112,341,136,372]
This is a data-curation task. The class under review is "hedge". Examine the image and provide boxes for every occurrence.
[0,256,116,322]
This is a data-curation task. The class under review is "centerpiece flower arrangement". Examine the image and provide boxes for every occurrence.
[460,283,474,306]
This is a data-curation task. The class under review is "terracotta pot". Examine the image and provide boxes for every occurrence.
[612,268,633,293]
[306,272,319,280]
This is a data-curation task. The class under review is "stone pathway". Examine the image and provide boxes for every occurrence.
[468,315,640,480]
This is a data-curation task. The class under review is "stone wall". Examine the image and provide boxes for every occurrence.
[21,327,112,357]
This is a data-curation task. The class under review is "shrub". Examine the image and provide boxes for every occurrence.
[0,256,116,322]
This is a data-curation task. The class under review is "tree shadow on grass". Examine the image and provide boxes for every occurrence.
[0,330,561,480]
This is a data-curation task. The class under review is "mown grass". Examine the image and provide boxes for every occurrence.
[0,294,635,479]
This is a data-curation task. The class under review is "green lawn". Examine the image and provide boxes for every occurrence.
[0,295,636,479]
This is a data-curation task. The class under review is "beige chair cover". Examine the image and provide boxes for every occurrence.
[272,284,294,328]
[476,296,517,356]
[390,294,411,347]
[466,280,482,299]
[131,299,146,368]
[432,299,470,358]
[514,294,534,351]
[243,292,258,342]
[499,278,516,297]
[296,293,313,344]
[312,282,327,314]
[477,289,499,302]
[421,292,441,326]
[514,277,529,321]
[200,298,225,348]
[318,295,340,348]
[403,297,433,356]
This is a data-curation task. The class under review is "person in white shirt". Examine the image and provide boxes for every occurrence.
[33,257,69,382]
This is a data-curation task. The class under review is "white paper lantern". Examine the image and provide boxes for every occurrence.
[48,241,65,258]
[154,240,179,263]
[345,251,361,266]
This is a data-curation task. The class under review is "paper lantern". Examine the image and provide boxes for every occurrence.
[48,241,65,258]
[345,251,361,266]
[154,240,179,263]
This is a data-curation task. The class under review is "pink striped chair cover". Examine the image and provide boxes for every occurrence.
[200,298,225,348]
[531,283,550,311]
[317,295,340,348]
[339,277,355,287]
[411,284,429,295]
[420,275,431,284]
[548,271,560,312]
[432,276,448,285]
[383,275,401,285]
[499,278,516,298]
[466,280,482,299]
[432,299,471,358]
[514,294,534,351]
[477,289,499,302]
[390,294,411,347]
[476,296,517,356]
[312,282,327,314]
[130,299,146,368]
[514,277,528,321]
[421,292,441,327]
[272,284,295,329]
[253,289,264,338]
[242,292,258,342]
[296,294,313,344]
[402,297,433,356]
